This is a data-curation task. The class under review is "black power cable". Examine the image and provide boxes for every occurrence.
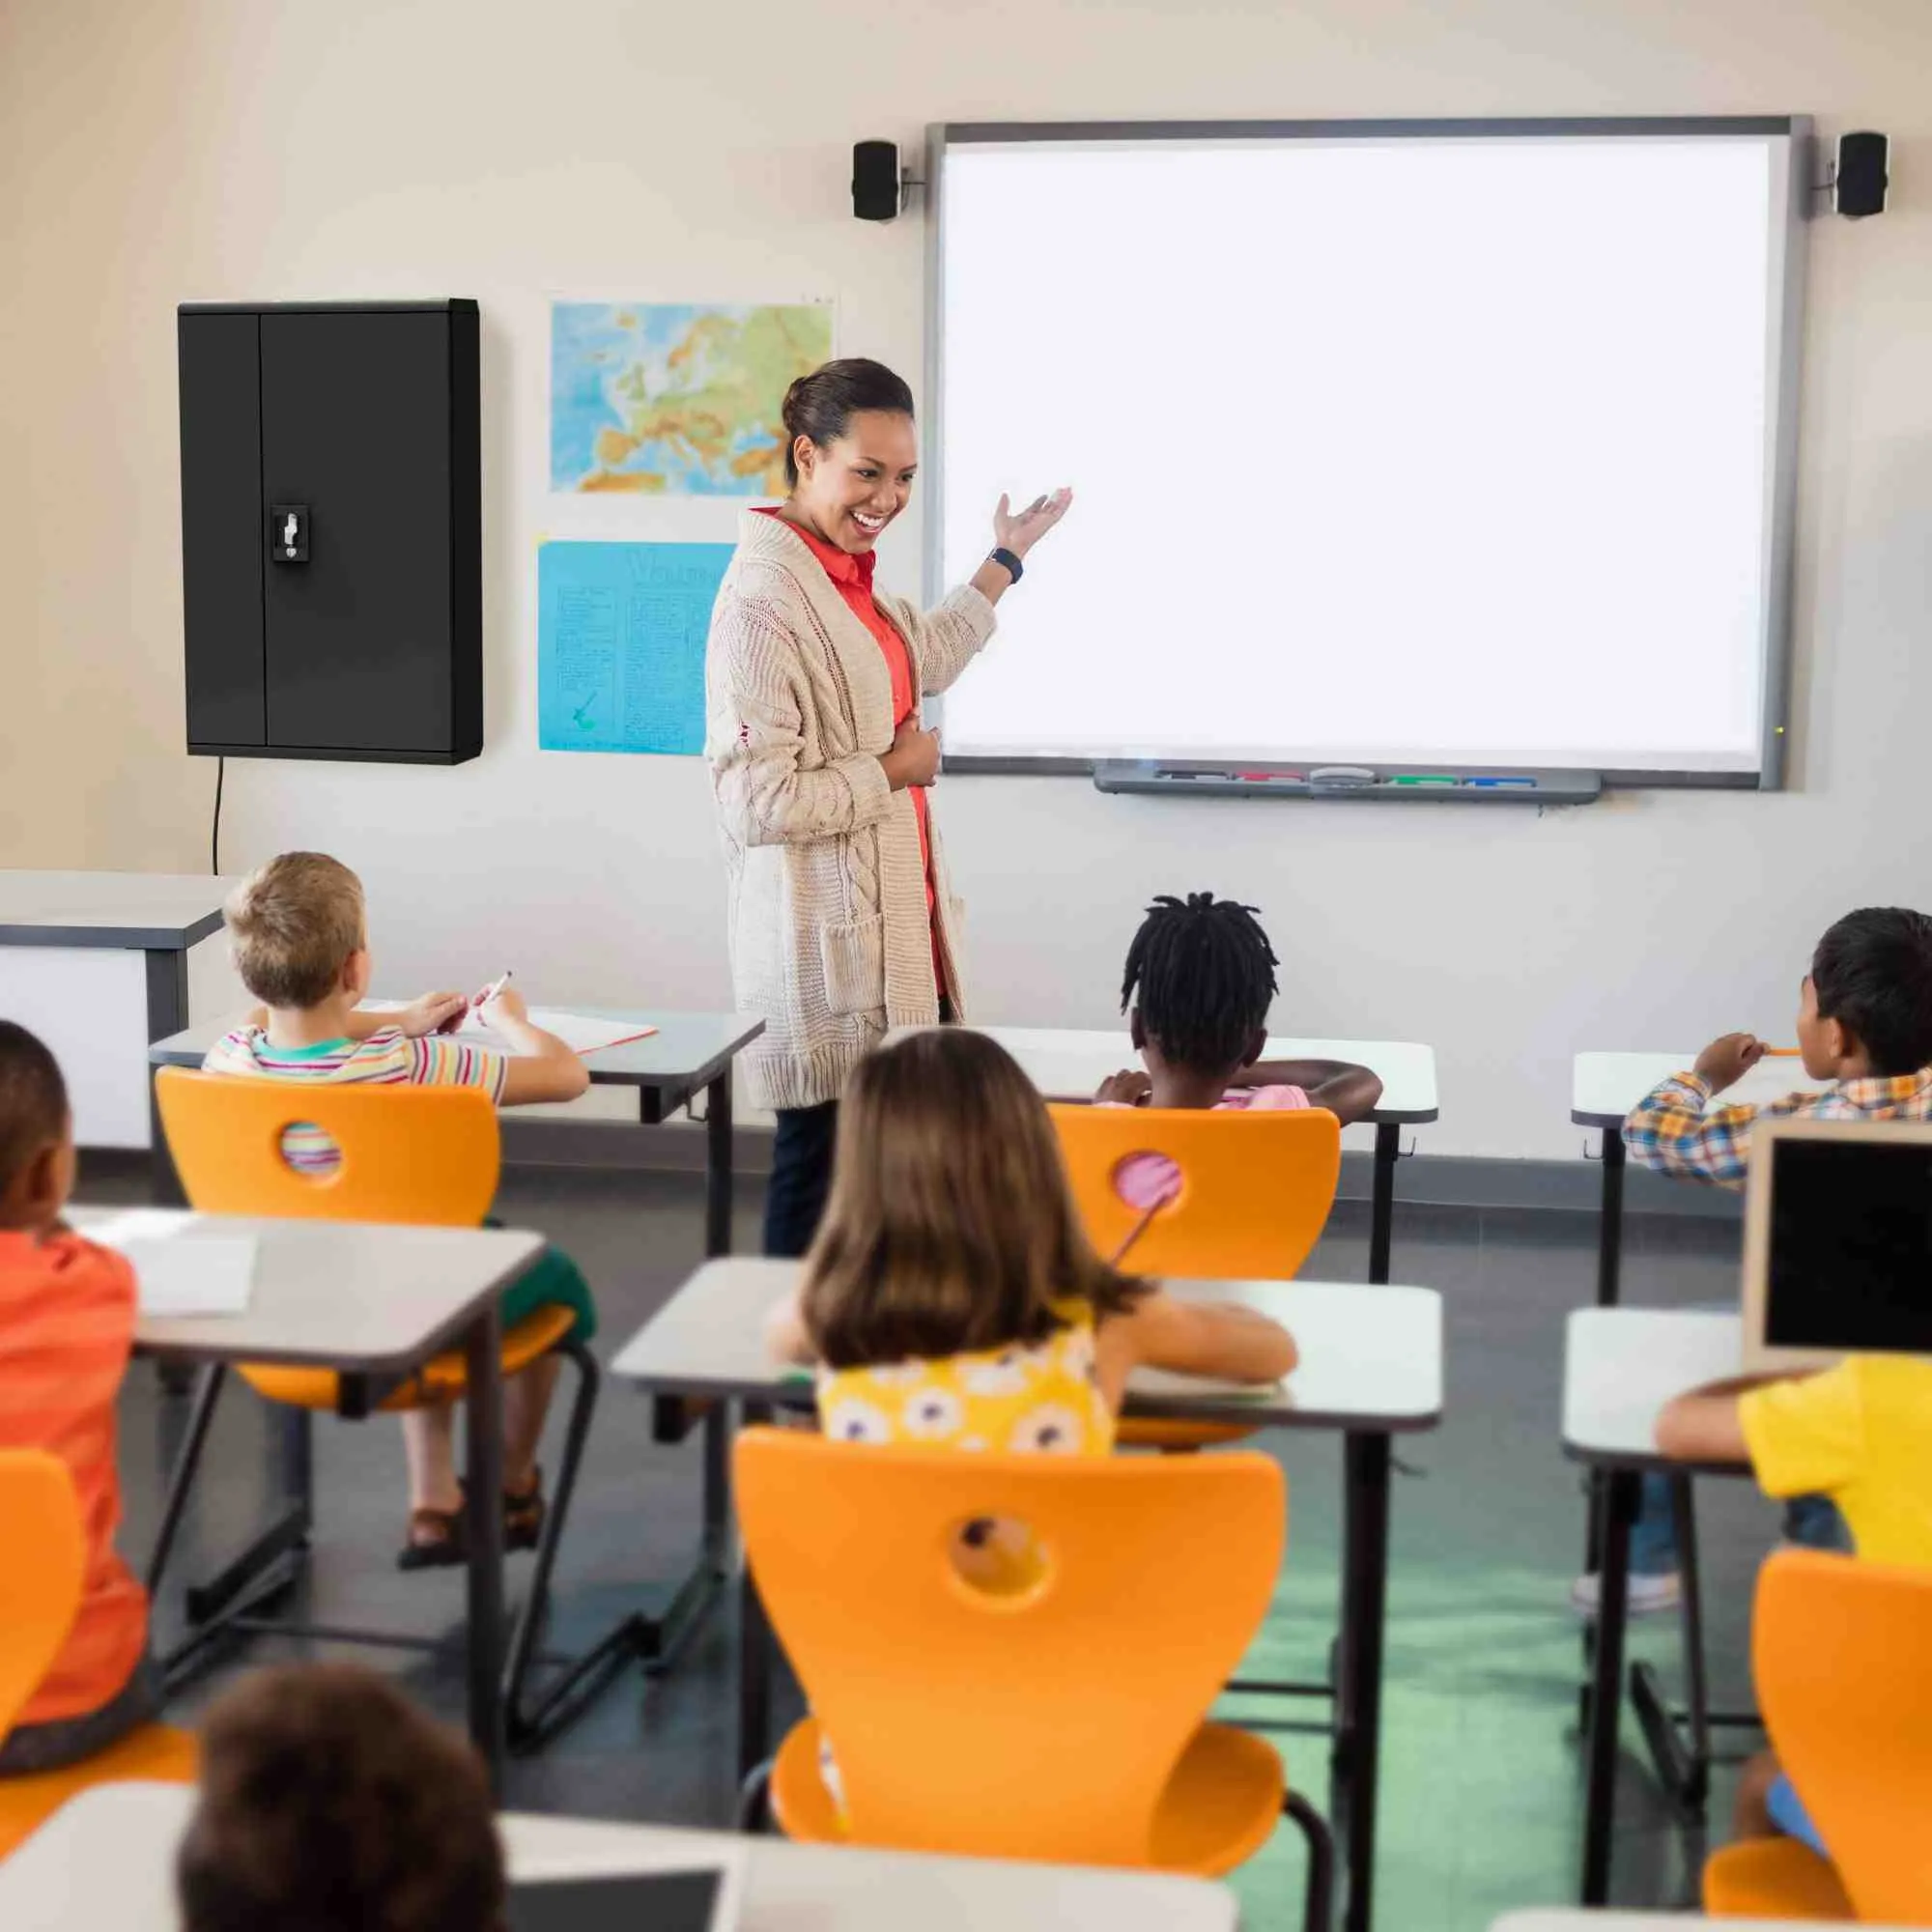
[211,756,226,874]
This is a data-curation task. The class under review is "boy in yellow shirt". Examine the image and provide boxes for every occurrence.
[1657,1355,1932,1859]
[203,852,595,1568]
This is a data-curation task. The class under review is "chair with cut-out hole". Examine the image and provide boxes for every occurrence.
[1704,1548,1932,1922]
[0,1449,197,1859]
[147,1067,598,1749]
[734,1428,1333,1931]
[1049,1103,1340,1449]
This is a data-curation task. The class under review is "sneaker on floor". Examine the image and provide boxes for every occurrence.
[1569,1569,1681,1618]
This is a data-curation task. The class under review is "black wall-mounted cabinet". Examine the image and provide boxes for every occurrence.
[178,299,482,764]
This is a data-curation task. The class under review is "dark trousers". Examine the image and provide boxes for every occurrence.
[764,1100,840,1258]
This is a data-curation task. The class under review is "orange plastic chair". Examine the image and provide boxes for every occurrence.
[0,1450,196,1859]
[148,1068,598,1747]
[1705,1549,1932,1922]
[1051,1103,1340,1451]
[733,1429,1333,1932]
[1049,1103,1341,1281]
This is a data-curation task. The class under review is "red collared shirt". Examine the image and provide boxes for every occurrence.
[759,510,941,997]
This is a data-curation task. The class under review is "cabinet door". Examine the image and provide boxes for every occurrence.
[179,311,267,747]
[260,311,453,753]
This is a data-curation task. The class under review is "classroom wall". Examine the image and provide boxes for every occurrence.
[5,0,1930,1160]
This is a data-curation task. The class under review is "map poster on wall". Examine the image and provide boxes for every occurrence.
[537,541,734,755]
[550,301,833,496]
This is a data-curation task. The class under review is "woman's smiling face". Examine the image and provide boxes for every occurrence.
[790,409,919,554]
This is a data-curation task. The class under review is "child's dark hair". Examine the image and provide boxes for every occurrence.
[1122,892,1280,1074]
[0,1021,68,1197]
[781,357,915,486]
[176,1662,505,1932]
[1813,907,1932,1075]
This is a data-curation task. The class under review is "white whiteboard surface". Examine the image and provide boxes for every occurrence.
[931,123,1804,781]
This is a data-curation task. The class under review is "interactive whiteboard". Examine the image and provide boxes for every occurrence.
[928,120,1808,787]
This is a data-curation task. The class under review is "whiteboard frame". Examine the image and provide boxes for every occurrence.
[923,116,1812,791]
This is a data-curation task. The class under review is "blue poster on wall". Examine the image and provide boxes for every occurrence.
[537,540,733,755]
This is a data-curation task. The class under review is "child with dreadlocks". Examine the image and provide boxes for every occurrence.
[1097,892,1383,1209]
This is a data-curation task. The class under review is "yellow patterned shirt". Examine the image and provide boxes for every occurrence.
[813,1297,1116,1456]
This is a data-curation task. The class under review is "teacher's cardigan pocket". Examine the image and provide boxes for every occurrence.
[819,914,886,1018]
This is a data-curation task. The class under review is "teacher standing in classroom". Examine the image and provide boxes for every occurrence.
[705,357,1070,1256]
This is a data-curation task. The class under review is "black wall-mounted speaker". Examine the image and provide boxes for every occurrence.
[852,141,901,221]
[1836,131,1889,219]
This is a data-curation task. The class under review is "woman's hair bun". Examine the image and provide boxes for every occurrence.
[780,374,810,439]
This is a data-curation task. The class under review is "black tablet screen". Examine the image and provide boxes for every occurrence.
[1767,1139,1932,1353]
[506,1870,724,1932]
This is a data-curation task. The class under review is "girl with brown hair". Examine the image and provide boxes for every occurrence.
[765,1028,1297,1448]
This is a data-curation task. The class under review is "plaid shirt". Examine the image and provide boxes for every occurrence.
[1624,1065,1932,1190]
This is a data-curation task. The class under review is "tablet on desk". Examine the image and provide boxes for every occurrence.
[507,1866,742,1932]
[1742,1118,1932,1373]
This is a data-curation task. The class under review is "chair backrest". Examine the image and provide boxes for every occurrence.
[1049,1103,1341,1279]
[734,1429,1285,1862]
[0,1451,87,1745]
[1754,1548,1932,1922]
[155,1068,500,1226]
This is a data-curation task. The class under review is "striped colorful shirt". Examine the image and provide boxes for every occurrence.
[1623,1065,1932,1190]
[0,1230,148,1725]
[202,1027,508,1174]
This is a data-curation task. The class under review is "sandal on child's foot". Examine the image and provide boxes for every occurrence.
[398,1505,469,1571]
[504,1468,546,1552]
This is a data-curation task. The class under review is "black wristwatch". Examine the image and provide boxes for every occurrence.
[989,546,1024,584]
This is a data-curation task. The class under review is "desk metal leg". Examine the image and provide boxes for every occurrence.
[1368,1123,1399,1286]
[1581,1467,1637,1904]
[144,952,189,1209]
[1595,1132,1626,1309]
[705,1071,734,1259]
[1334,1433,1392,1932]
[464,1304,507,1788]
[737,1400,775,1782]
[1631,1473,1724,1819]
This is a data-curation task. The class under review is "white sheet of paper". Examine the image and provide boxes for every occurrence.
[90,1213,257,1318]
[356,1001,654,1058]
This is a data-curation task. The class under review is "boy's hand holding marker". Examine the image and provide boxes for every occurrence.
[397,990,468,1038]
[1693,1032,1769,1092]
[1689,1034,1803,1094]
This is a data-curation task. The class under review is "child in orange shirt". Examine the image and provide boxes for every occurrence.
[0,1021,155,1774]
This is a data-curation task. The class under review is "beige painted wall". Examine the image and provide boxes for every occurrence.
[4,0,1929,1157]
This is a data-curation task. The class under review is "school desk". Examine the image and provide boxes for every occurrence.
[613,1258,1444,1932]
[0,869,234,1155]
[907,1026,1441,1284]
[77,1206,547,1784]
[148,1008,765,1258]
[1562,1307,1757,1906]
[1570,1053,1825,1307]
[0,1782,1239,1932]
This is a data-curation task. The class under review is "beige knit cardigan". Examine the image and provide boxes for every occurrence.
[704,510,997,1112]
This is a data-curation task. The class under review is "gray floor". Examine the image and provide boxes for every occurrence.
[89,1156,1781,1932]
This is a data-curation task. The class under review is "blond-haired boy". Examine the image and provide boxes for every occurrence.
[205,852,595,1567]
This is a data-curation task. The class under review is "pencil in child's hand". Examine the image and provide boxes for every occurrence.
[1762,1047,1802,1057]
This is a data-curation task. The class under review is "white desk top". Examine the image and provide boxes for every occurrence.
[148,1009,765,1092]
[934,1026,1440,1123]
[614,1257,1443,1434]
[1561,1307,1748,1471]
[0,1783,1237,1932]
[1572,1051,1826,1129]
[0,870,235,951]
[72,1209,547,1373]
